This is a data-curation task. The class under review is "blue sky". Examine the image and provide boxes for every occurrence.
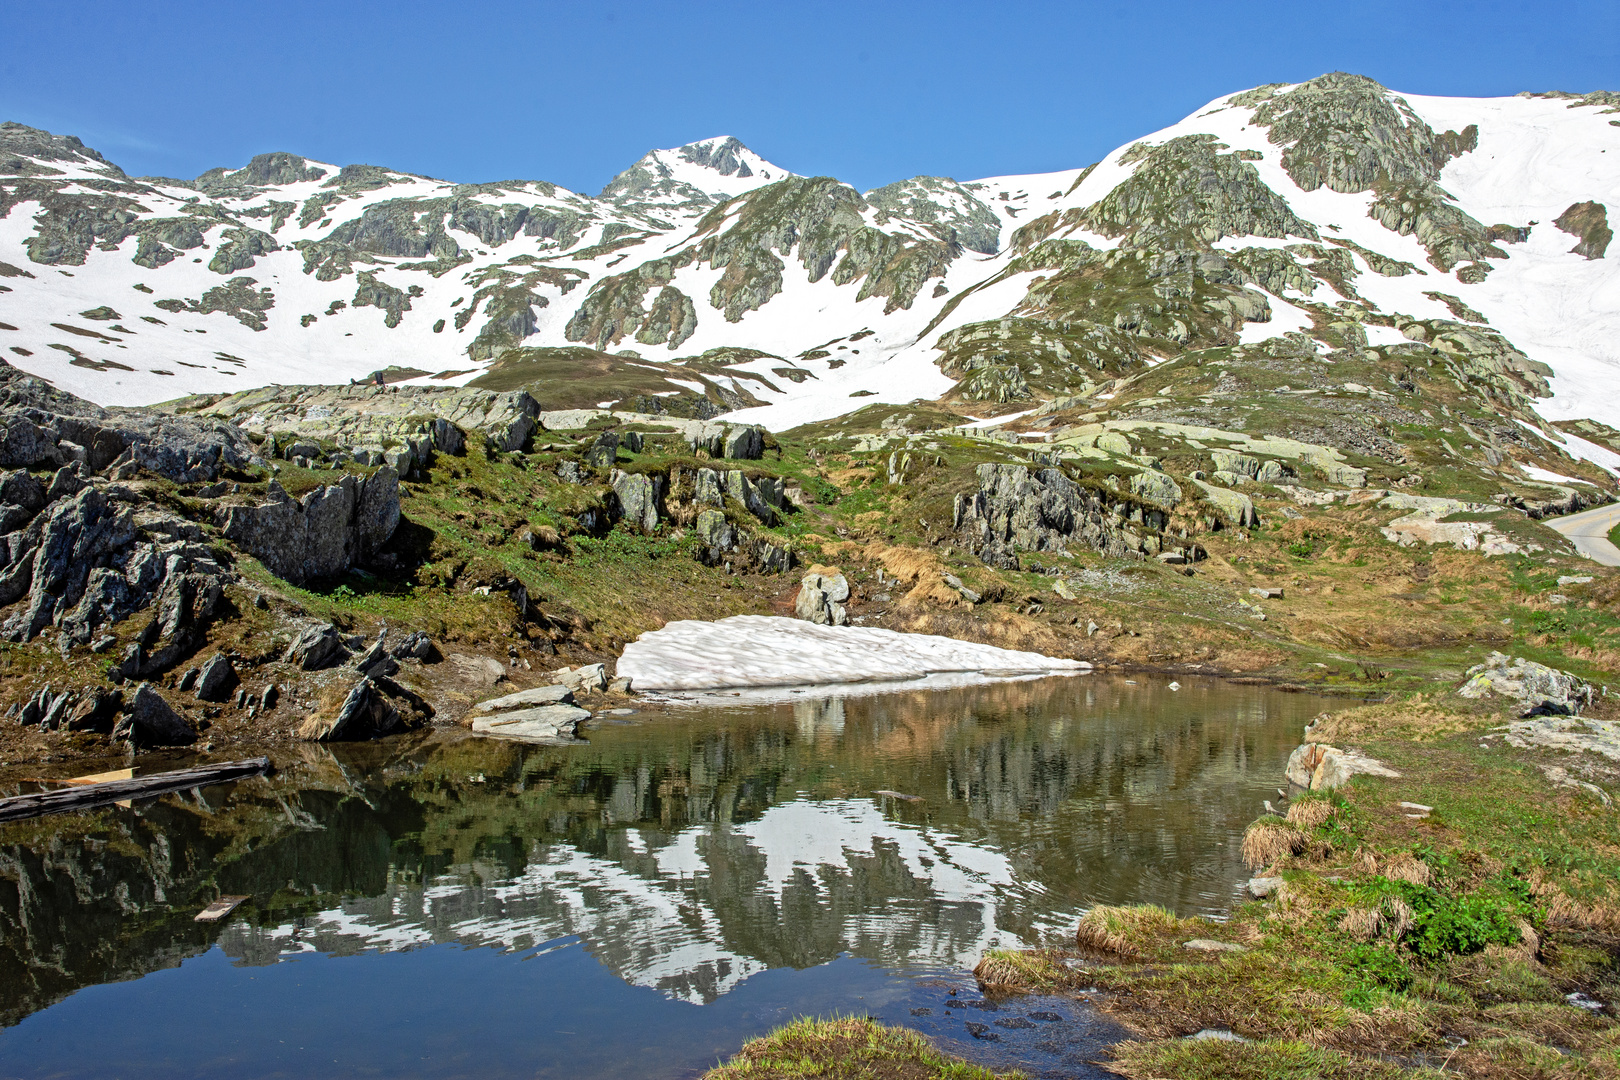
[4,0,1616,193]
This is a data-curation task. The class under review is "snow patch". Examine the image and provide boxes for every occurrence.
[617,615,1088,693]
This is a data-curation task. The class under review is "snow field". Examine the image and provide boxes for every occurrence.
[617,614,1088,693]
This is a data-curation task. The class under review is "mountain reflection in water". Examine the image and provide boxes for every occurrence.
[0,673,1343,1075]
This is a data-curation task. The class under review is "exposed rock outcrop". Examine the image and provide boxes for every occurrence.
[954,463,1203,570]
[218,469,399,584]
[297,675,433,741]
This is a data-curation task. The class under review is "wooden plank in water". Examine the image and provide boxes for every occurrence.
[0,758,272,823]
[872,790,924,802]
[18,768,139,808]
[194,895,251,923]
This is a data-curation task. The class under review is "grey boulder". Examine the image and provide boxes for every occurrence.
[284,623,350,670]
[1457,652,1595,716]
[114,683,196,746]
[194,652,238,702]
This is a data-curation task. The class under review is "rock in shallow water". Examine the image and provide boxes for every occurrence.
[470,704,590,744]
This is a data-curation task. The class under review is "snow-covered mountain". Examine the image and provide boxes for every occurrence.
[0,74,1615,439]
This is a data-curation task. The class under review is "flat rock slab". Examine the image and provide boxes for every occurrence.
[473,685,575,713]
[1506,716,1620,762]
[470,704,590,745]
[448,652,508,688]
[1183,939,1247,953]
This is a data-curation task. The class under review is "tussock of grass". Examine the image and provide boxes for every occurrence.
[972,949,1087,993]
[1379,852,1432,887]
[701,1016,1021,1079]
[1074,904,1187,958]
[1242,817,1310,871]
[1285,796,1334,830]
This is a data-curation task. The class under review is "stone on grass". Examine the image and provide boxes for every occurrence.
[1457,652,1594,716]
[1247,876,1285,899]
[1286,742,1400,790]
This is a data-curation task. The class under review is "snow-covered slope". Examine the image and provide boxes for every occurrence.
[0,77,1615,438]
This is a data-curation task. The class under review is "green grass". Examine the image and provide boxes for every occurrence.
[1111,1038,1444,1080]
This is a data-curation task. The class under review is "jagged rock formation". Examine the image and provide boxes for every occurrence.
[953,463,1203,569]
[865,176,1002,254]
[217,469,399,584]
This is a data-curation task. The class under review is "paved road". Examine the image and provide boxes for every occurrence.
[1545,501,1620,566]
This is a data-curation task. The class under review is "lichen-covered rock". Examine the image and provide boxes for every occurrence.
[197,382,540,460]
[1554,201,1611,260]
[685,422,766,460]
[865,175,1002,255]
[218,469,399,584]
[723,469,780,525]
[954,463,1197,568]
[1080,133,1317,247]
[695,508,735,551]
[1129,469,1182,508]
[610,469,663,532]
[1190,478,1258,528]
[1212,451,1261,478]
[1457,652,1595,716]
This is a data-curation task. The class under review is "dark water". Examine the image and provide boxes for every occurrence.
[0,673,1345,1078]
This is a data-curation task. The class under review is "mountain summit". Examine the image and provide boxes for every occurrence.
[598,136,791,213]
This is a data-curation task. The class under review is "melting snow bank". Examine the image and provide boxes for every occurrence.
[617,615,1089,702]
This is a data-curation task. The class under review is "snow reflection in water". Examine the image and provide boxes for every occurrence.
[0,672,1350,1077]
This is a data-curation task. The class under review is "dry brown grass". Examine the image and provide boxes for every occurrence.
[1241,818,1310,871]
[1339,906,1385,942]
[1286,797,1334,829]
[1305,695,1498,744]
[1379,851,1432,887]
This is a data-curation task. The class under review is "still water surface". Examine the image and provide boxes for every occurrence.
[0,673,1346,1078]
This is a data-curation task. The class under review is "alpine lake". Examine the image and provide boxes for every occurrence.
[0,673,1355,1079]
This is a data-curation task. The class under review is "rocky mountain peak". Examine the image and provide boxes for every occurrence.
[0,121,121,177]
[675,136,756,178]
[598,136,790,213]
[193,151,330,194]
